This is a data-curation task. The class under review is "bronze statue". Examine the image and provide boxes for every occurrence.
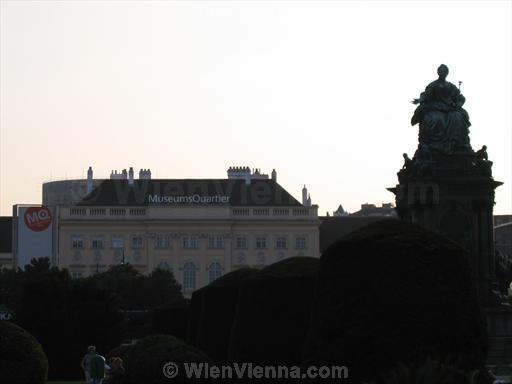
[402,153,413,169]
[475,145,488,161]
[475,145,492,176]
[411,64,472,154]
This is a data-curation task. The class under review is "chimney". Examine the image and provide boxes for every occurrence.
[86,166,93,194]
[302,185,308,205]
[122,169,127,180]
[128,167,134,186]
[271,169,277,182]
[306,194,312,207]
[139,168,152,180]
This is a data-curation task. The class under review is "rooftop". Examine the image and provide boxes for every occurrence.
[77,178,302,207]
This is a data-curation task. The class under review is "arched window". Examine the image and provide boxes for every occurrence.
[183,262,196,292]
[157,261,170,271]
[208,262,223,284]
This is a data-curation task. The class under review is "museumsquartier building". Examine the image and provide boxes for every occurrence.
[56,167,320,295]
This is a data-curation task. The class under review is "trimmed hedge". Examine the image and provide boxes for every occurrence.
[152,299,191,341]
[106,343,134,362]
[195,268,259,363]
[228,257,320,365]
[303,219,488,383]
[376,359,477,384]
[124,334,211,384]
[187,287,206,346]
[0,321,48,384]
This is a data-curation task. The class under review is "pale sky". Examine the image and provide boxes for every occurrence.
[1,0,511,216]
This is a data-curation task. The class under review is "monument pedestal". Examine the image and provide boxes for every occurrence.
[389,152,502,304]
[389,152,502,305]
[389,151,512,365]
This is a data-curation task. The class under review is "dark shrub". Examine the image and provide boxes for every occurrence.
[124,334,211,384]
[376,358,477,384]
[119,309,152,341]
[15,265,73,380]
[152,299,191,341]
[16,269,123,380]
[228,257,320,365]
[106,343,134,362]
[86,264,183,310]
[187,287,206,346]
[303,220,488,383]
[0,321,48,384]
[196,268,259,363]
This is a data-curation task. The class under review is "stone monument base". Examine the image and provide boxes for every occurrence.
[486,307,512,366]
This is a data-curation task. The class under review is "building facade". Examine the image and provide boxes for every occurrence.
[56,167,320,295]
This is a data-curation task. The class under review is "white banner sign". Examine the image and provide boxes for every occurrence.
[16,206,54,268]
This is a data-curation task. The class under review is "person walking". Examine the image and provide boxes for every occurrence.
[89,351,107,384]
[80,345,96,384]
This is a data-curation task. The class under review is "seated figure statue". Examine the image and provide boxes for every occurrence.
[475,145,492,176]
[411,64,472,155]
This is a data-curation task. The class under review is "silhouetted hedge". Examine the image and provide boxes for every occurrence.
[152,299,191,341]
[0,321,48,384]
[195,268,259,363]
[228,257,320,365]
[303,219,488,383]
[106,343,134,362]
[187,287,206,346]
[124,334,211,384]
[374,358,478,384]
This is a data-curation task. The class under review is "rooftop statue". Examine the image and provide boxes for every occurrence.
[411,64,472,155]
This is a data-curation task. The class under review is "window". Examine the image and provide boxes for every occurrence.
[183,262,196,292]
[295,237,307,250]
[71,235,84,249]
[208,262,223,283]
[131,235,144,249]
[208,235,224,249]
[182,235,199,249]
[71,272,83,279]
[93,251,102,263]
[236,252,246,265]
[157,261,170,271]
[91,236,104,249]
[155,234,171,249]
[255,237,267,249]
[275,237,287,249]
[235,236,247,249]
[111,235,124,249]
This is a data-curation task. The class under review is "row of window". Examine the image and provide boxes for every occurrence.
[71,234,308,250]
[235,236,306,249]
